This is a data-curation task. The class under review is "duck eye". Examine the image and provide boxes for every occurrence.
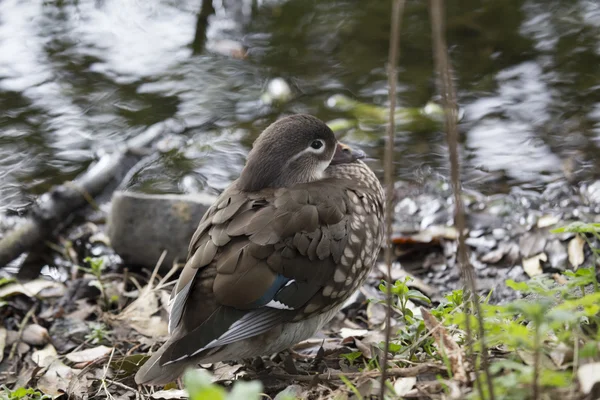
[310,140,324,150]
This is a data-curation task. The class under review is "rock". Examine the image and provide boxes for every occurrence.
[107,191,216,269]
[396,198,418,216]
[519,231,547,258]
[21,324,50,346]
[545,239,568,270]
[49,318,90,353]
[465,236,497,250]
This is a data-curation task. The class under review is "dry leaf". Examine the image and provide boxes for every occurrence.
[393,377,417,396]
[577,362,600,394]
[66,345,113,363]
[549,343,573,368]
[537,214,560,228]
[32,344,58,368]
[106,287,168,338]
[211,362,243,382]
[0,279,65,298]
[523,253,547,278]
[37,359,76,396]
[568,234,585,269]
[516,349,558,370]
[421,307,468,383]
[151,389,188,399]
[339,328,369,339]
[366,301,386,327]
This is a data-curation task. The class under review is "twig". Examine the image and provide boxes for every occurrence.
[272,363,446,382]
[105,379,145,397]
[428,1,494,399]
[381,0,407,399]
[8,303,37,361]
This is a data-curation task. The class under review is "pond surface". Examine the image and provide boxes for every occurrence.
[1,0,600,212]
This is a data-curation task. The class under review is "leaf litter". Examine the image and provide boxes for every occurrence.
[2,177,600,399]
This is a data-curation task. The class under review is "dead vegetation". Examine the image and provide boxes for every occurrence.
[2,1,600,400]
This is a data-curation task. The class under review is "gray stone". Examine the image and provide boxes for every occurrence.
[107,191,216,269]
[519,231,547,258]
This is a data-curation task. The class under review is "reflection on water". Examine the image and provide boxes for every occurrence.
[1,0,600,212]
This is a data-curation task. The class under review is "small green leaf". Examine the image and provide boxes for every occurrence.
[341,351,363,364]
[228,381,263,400]
[184,370,226,400]
[407,289,431,304]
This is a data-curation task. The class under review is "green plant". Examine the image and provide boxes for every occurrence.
[0,386,51,400]
[183,369,263,400]
[85,322,111,345]
[451,266,600,400]
[341,351,363,366]
[78,256,111,309]
[378,277,435,360]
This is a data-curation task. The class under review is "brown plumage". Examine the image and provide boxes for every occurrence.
[135,114,384,385]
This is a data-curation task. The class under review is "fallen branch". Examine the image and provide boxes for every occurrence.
[0,121,171,270]
[270,363,446,382]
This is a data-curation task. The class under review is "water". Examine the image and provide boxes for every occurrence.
[1,0,600,213]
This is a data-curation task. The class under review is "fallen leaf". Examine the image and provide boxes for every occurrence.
[66,345,112,363]
[366,301,386,327]
[549,343,573,368]
[0,279,65,299]
[353,338,373,359]
[523,253,547,278]
[106,287,168,338]
[568,234,586,269]
[37,359,76,396]
[537,214,560,228]
[292,338,345,357]
[211,362,243,382]
[339,328,369,339]
[578,362,600,394]
[67,372,90,399]
[516,349,558,370]
[110,354,149,378]
[421,307,468,383]
[151,389,188,399]
[32,344,58,368]
[393,377,417,396]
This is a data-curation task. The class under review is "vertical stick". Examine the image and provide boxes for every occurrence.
[429,1,495,399]
[380,0,406,398]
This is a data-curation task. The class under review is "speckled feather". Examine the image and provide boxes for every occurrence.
[134,116,384,386]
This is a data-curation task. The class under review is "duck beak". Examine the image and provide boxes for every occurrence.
[330,142,366,165]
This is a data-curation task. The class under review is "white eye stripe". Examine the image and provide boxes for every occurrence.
[286,140,327,163]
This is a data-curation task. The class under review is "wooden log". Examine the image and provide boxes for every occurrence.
[0,121,171,269]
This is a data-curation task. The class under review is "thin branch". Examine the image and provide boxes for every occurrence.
[272,363,446,382]
[8,303,37,361]
[381,0,407,398]
[428,1,495,399]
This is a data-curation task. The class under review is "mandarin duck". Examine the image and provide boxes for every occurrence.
[135,114,384,385]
